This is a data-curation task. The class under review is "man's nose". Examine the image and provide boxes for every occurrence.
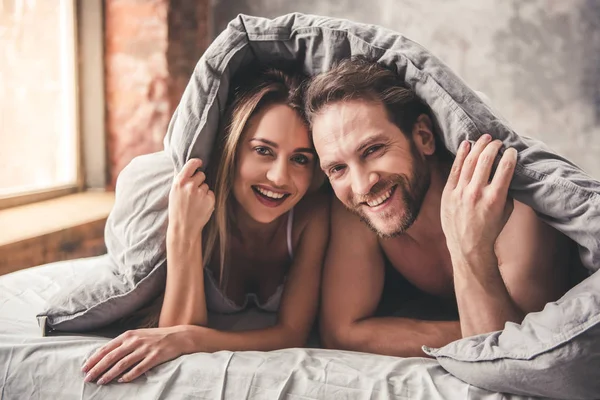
[266,158,289,187]
[351,169,378,196]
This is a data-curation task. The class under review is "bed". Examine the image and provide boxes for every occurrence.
[0,256,534,399]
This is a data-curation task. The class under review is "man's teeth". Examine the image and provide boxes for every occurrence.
[256,186,285,199]
[367,188,393,207]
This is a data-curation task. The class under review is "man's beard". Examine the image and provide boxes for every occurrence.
[347,142,431,238]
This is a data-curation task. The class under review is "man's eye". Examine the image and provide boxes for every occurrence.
[364,144,384,156]
[291,154,309,165]
[254,146,271,156]
[329,165,346,175]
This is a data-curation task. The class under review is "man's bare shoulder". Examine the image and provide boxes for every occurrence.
[330,197,379,245]
[495,199,573,312]
[292,189,330,233]
[496,200,571,264]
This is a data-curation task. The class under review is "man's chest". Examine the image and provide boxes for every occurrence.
[380,239,455,298]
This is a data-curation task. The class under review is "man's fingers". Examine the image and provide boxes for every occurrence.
[84,344,134,383]
[471,140,503,187]
[459,134,492,185]
[97,350,145,385]
[82,339,120,373]
[446,140,470,189]
[491,147,517,197]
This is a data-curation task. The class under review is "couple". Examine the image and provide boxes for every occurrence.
[82,57,571,385]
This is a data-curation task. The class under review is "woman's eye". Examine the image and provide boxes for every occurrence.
[254,146,271,156]
[291,154,310,165]
[364,144,384,156]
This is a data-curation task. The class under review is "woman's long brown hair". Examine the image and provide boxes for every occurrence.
[128,66,308,329]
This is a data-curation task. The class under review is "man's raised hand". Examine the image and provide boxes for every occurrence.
[441,134,517,262]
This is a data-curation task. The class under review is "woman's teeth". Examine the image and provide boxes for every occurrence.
[255,186,286,199]
[367,187,393,207]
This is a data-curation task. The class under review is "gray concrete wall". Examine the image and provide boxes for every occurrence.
[213,0,600,177]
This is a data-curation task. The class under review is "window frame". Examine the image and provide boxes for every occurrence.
[0,0,105,211]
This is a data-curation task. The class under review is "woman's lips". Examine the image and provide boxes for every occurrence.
[251,186,290,208]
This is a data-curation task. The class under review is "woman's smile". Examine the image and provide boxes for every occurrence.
[252,184,291,208]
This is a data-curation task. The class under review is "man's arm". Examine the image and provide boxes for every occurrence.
[453,200,571,336]
[320,198,461,357]
[442,135,570,337]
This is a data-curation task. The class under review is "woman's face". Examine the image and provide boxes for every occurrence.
[233,103,315,224]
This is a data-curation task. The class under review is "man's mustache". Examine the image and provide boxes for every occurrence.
[349,174,407,207]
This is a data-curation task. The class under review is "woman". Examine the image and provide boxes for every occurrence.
[81,67,329,385]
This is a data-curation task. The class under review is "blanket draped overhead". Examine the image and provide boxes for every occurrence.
[39,13,600,399]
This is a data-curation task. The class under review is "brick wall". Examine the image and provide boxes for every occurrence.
[104,0,211,189]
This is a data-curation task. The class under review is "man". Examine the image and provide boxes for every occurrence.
[305,57,573,357]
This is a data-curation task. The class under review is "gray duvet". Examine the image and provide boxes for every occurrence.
[7,11,600,399]
[0,257,534,399]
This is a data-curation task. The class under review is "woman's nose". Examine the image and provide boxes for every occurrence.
[266,158,289,187]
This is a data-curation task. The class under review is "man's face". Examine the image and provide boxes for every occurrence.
[312,100,431,238]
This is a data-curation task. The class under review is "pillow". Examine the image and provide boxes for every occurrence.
[423,269,600,399]
[38,13,600,398]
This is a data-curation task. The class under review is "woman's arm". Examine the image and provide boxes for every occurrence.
[159,158,215,327]
[82,194,329,385]
[185,192,331,351]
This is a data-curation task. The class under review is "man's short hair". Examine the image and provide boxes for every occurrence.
[305,56,432,137]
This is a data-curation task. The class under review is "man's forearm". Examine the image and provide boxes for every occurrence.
[452,251,524,337]
[328,317,461,357]
[160,235,208,327]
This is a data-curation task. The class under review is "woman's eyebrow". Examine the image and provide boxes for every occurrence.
[250,138,278,147]
[251,138,315,154]
[294,147,315,154]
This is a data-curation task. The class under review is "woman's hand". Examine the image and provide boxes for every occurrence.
[441,134,517,263]
[81,326,192,384]
[168,158,215,241]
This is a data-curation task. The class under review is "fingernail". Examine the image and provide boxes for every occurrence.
[81,364,89,373]
[84,373,93,382]
[97,378,106,385]
[118,378,125,383]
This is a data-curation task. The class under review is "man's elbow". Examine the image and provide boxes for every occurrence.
[320,321,360,351]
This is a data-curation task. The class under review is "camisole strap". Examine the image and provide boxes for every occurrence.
[286,208,294,259]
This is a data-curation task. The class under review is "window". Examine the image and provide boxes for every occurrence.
[0,0,80,208]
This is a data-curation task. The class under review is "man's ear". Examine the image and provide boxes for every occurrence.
[411,114,436,156]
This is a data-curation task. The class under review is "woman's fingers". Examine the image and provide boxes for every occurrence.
[82,339,122,374]
[96,350,146,385]
[198,183,209,194]
[459,134,492,186]
[471,139,503,187]
[84,343,135,383]
[118,353,162,383]
[176,159,203,184]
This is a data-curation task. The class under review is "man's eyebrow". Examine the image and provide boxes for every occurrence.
[355,133,389,153]
[320,159,340,172]
[250,138,315,154]
[320,133,389,172]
